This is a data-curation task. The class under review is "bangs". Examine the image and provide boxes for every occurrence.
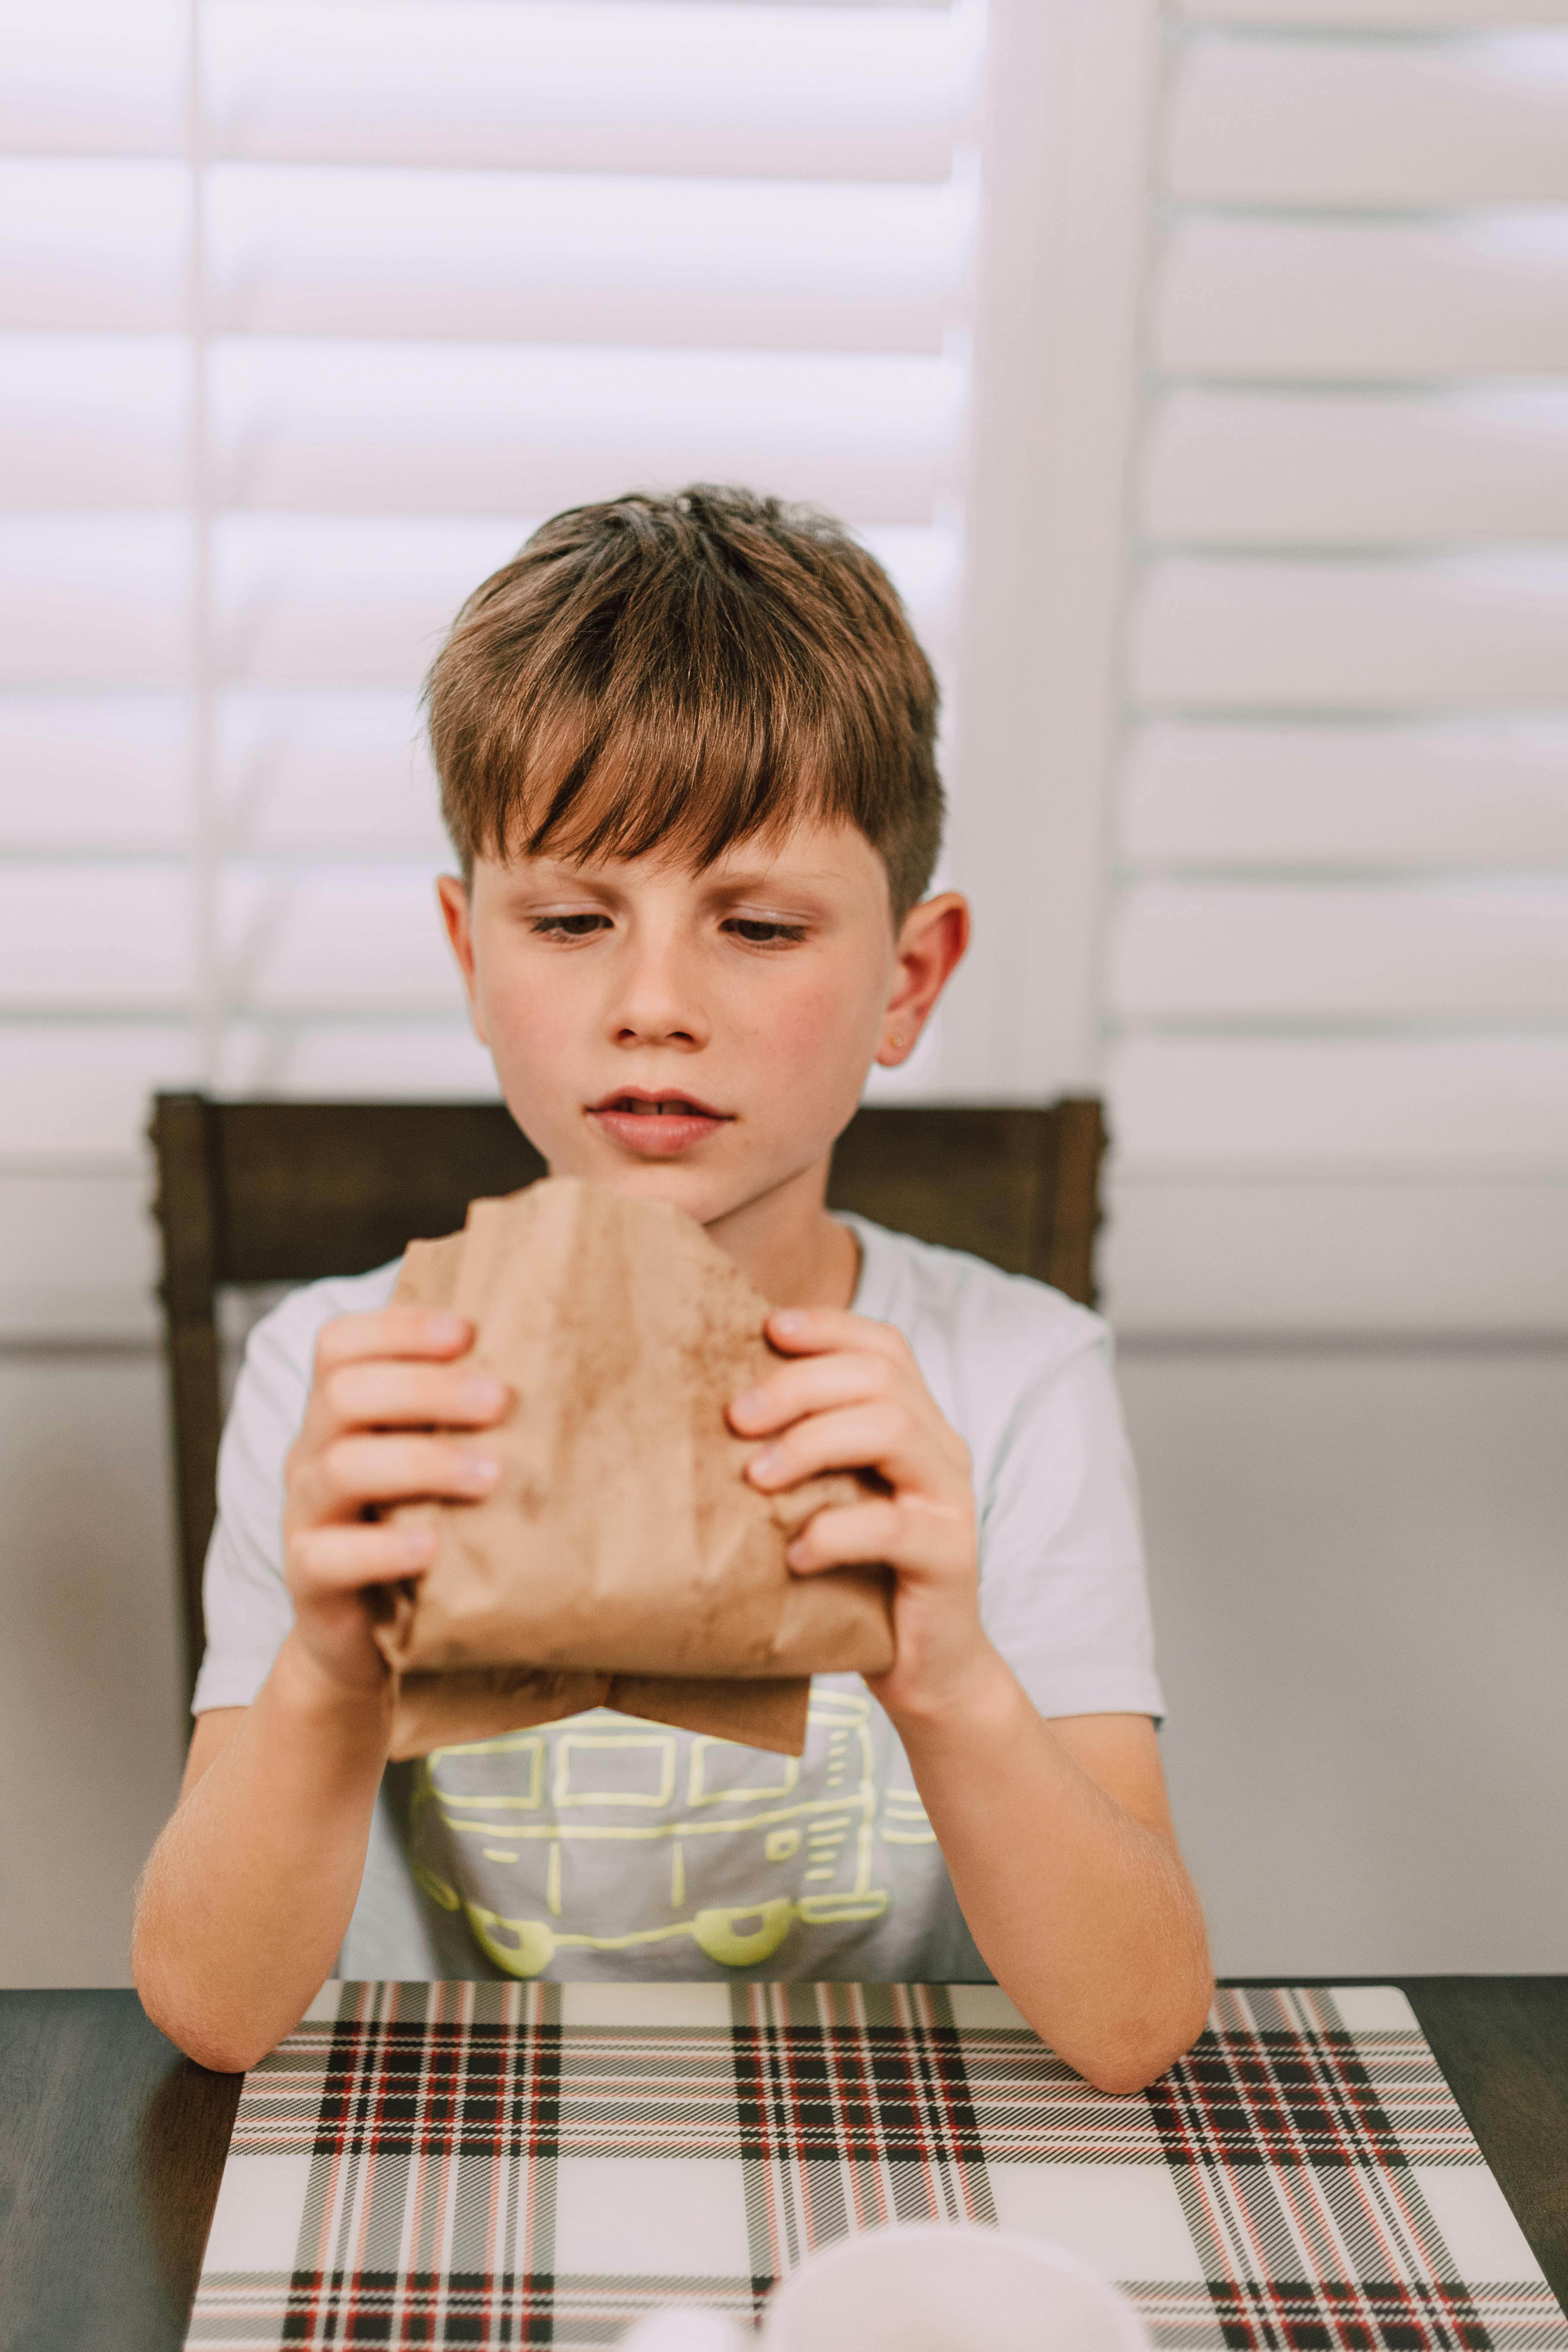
[426,486,943,919]
[499,693,839,875]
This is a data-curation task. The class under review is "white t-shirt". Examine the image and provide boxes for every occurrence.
[194,1213,1165,1984]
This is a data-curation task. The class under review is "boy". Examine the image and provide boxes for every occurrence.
[134,487,1211,2090]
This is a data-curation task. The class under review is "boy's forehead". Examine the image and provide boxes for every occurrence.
[479,817,883,893]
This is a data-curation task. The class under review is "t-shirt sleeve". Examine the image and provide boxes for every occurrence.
[189,1298,314,1714]
[975,1329,1165,1724]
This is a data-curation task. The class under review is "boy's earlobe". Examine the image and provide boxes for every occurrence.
[877,892,970,1065]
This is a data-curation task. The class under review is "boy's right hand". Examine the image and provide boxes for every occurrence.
[281,1307,507,1701]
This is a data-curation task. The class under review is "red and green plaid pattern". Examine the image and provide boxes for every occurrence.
[185,1982,1566,2352]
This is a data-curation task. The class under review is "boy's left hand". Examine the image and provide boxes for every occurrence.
[730,1308,995,1724]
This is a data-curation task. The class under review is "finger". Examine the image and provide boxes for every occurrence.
[745,1402,908,1494]
[314,1306,473,1376]
[318,1358,509,1436]
[782,1498,902,1574]
[764,1307,911,1363]
[304,1431,501,1520]
[288,1517,438,1595]
[730,1349,895,1436]
[787,1494,972,1580]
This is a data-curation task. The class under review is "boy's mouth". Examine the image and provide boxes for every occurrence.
[587,1089,734,1157]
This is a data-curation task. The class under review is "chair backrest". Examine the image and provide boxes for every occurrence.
[150,1093,1107,1700]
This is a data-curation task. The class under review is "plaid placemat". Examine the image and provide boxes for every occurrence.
[186,1981,1567,2352]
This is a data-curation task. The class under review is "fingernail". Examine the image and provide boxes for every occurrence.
[459,1454,500,1490]
[731,1387,763,1420]
[749,1447,781,1482]
[460,1376,506,1415]
[396,1525,436,1565]
[429,1311,470,1347]
[771,1310,806,1337]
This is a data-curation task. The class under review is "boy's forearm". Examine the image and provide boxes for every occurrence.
[892,1657,1212,2094]
[133,1637,392,2073]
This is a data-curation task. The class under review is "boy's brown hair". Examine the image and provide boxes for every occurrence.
[424,484,943,923]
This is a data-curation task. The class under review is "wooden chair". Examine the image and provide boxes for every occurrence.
[149,1093,1108,1702]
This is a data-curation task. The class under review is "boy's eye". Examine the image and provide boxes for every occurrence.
[725,917,807,946]
[530,912,611,939]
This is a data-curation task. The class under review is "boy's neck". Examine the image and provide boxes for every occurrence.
[701,1155,859,1311]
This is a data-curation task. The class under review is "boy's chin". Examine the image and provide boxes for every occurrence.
[541,1145,813,1238]
[537,1142,739,1224]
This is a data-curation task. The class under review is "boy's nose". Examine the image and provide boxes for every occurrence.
[607,946,710,1051]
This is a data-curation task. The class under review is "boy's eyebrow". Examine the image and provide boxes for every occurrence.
[699,859,844,899]
[487,843,852,907]
[495,860,622,898]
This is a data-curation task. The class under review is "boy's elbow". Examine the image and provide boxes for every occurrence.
[137,1974,268,2075]
[133,1934,267,2076]
[164,2012,269,2076]
[1062,1977,1216,2098]
[1076,2044,1188,2098]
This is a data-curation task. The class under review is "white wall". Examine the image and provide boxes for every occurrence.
[1122,1343,1568,1977]
[0,1350,183,1987]
[3,1327,1562,1988]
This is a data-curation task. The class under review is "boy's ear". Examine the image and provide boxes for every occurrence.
[876,891,970,1066]
[436,873,487,1042]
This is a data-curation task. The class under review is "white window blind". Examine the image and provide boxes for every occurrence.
[1100,0,1568,1333]
[0,0,981,1339]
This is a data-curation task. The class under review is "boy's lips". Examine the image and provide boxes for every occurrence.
[587,1089,735,1157]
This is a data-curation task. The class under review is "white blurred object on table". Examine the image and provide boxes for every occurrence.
[619,2226,1153,2352]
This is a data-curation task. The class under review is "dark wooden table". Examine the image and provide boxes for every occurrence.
[1,1979,1563,2352]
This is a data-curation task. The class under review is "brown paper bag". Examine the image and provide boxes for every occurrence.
[374,1178,895,1758]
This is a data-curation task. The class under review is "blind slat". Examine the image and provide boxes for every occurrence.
[203,2,970,182]
[218,691,442,854]
[0,695,188,848]
[1177,2,1568,25]
[1159,216,1568,379]
[1102,1177,1568,1335]
[1120,719,1568,867]
[0,1019,504,1166]
[0,517,188,686]
[205,343,961,521]
[0,1024,194,1161]
[1144,387,1568,545]
[1170,34,1568,208]
[0,3,182,158]
[0,336,185,506]
[0,690,447,854]
[2,1,970,181]
[204,166,965,353]
[1133,555,1568,707]
[202,169,964,352]
[219,1018,496,1104]
[0,867,192,1007]
[0,168,968,353]
[1108,1033,1568,1166]
[5,338,964,521]
[0,162,185,333]
[220,866,460,1014]
[1110,879,1568,1019]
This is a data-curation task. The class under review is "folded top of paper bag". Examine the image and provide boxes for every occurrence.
[373,1178,895,1758]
